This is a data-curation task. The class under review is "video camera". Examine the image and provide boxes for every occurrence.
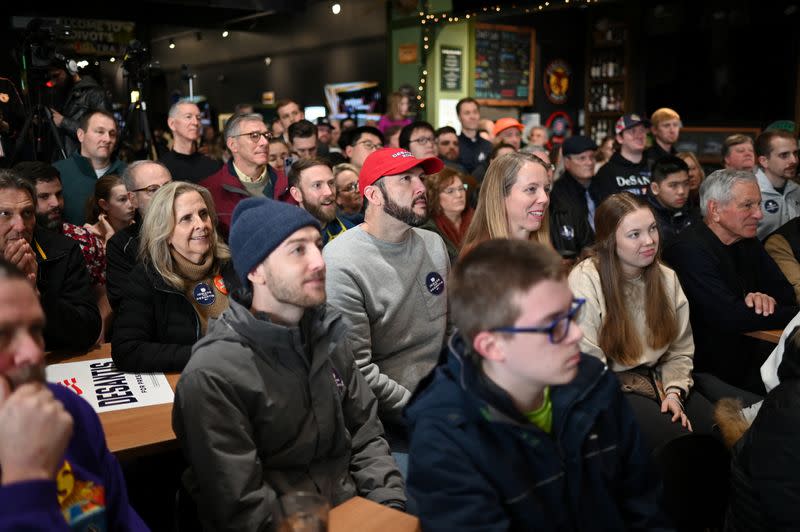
[122,40,160,85]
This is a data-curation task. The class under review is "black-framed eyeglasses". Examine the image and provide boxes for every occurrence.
[131,184,164,194]
[490,298,585,344]
[232,131,272,142]
[410,136,434,146]
[355,140,382,151]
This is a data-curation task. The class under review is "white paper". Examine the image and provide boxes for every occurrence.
[46,358,174,413]
[437,99,461,131]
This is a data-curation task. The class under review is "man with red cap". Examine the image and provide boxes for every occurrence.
[323,148,448,472]
[493,118,525,151]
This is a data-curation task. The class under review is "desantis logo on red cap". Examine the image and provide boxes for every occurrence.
[392,150,415,159]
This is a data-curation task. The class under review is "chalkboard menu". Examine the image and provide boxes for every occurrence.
[474,24,535,106]
[674,127,761,164]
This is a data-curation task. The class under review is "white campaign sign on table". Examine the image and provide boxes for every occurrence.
[46,358,174,413]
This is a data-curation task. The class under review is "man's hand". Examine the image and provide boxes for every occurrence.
[0,378,73,485]
[3,238,37,285]
[745,292,776,316]
[49,109,64,127]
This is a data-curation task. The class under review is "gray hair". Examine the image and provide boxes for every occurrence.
[121,160,171,191]
[168,99,199,119]
[699,168,757,217]
[0,169,35,204]
[223,113,266,142]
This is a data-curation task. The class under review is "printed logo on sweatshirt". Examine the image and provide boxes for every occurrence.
[56,460,108,530]
[331,367,345,398]
[425,272,445,295]
[764,199,779,214]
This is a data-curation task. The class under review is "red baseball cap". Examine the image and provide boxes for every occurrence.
[359,148,444,192]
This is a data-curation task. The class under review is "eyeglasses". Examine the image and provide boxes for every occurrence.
[442,183,468,195]
[355,140,382,151]
[338,182,359,193]
[490,298,585,344]
[131,183,164,195]
[410,136,434,146]
[232,131,272,142]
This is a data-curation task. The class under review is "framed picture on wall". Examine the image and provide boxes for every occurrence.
[474,24,535,106]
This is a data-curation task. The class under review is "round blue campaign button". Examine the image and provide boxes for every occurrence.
[193,282,216,306]
[764,199,779,214]
[426,271,445,295]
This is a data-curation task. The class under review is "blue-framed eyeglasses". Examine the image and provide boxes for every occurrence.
[490,298,585,344]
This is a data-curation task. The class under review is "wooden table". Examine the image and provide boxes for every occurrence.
[330,497,420,532]
[47,344,180,461]
[744,329,783,344]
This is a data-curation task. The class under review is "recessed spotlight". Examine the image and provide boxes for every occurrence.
[331,2,341,14]
[169,38,176,49]
[222,30,229,38]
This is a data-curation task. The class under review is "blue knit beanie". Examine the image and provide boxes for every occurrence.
[230,197,321,284]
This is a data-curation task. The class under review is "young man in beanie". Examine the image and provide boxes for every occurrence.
[405,239,666,531]
[172,198,405,531]
[323,147,448,469]
[590,113,652,205]
[548,135,597,260]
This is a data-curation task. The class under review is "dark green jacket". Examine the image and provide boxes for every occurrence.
[53,152,126,225]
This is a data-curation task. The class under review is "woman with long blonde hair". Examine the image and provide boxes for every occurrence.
[112,181,237,373]
[568,192,713,448]
[461,151,551,257]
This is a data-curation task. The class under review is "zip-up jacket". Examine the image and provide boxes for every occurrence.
[755,168,800,241]
[405,332,670,532]
[201,159,280,239]
[111,259,237,372]
[173,298,406,531]
[34,227,101,351]
[549,171,595,258]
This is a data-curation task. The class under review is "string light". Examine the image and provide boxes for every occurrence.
[413,0,586,115]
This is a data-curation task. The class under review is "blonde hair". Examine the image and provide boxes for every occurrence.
[650,107,680,126]
[461,152,551,256]
[386,92,407,121]
[138,181,230,290]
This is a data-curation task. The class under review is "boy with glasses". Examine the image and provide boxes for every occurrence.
[406,238,665,531]
[342,126,384,172]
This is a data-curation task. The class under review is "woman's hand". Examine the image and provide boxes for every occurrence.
[84,214,115,246]
[661,392,692,431]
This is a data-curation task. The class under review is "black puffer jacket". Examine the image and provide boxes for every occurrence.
[111,259,238,373]
[35,227,101,351]
[726,326,800,531]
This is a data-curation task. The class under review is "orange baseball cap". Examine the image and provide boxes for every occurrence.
[493,117,524,136]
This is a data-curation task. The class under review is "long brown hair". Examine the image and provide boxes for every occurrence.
[461,152,551,256]
[85,174,124,224]
[591,193,677,366]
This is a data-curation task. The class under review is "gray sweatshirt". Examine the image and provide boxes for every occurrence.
[323,225,450,422]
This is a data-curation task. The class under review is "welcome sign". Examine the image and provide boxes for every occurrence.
[46,358,174,413]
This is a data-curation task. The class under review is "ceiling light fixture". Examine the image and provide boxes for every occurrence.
[332,2,341,14]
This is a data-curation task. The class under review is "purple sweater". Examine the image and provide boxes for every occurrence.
[0,384,148,531]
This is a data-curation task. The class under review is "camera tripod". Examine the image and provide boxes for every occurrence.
[120,83,157,161]
[13,101,67,164]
